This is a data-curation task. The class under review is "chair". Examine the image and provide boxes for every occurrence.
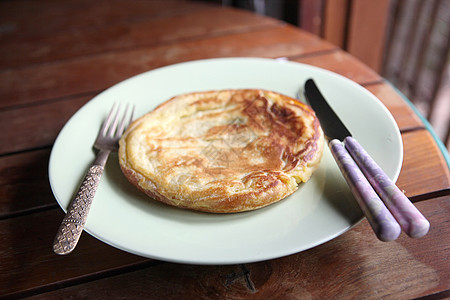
[383,0,449,149]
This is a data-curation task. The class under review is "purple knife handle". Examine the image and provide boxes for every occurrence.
[344,136,430,238]
[329,139,401,241]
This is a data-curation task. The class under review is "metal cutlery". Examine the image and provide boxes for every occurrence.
[53,103,135,255]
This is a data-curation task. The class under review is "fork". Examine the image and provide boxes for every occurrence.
[53,103,135,255]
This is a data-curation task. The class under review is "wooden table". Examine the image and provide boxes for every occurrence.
[1,0,449,298]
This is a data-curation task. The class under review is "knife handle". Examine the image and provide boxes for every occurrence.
[329,139,401,241]
[344,136,430,238]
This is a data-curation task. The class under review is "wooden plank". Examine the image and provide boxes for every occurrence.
[0,149,56,219]
[0,5,279,69]
[0,25,336,108]
[0,0,216,37]
[0,209,150,298]
[0,95,92,155]
[292,49,381,84]
[1,1,447,299]
[346,0,392,72]
[23,196,449,299]
[397,129,450,198]
[322,0,350,48]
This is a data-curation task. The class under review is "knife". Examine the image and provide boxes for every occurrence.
[303,78,430,241]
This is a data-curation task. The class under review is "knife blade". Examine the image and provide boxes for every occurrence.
[303,78,430,240]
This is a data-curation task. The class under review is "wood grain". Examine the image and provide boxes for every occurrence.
[0,25,336,109]
[0,209,150,298]
[17,197,448,299]
[0,149,55,219]
[0,4,279,69]
[397,130,450,198]
[1,1,448,298]
[0,95,92,155]
[0,0,218,39]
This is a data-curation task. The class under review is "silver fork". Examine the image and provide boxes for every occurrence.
[53,103,135,255]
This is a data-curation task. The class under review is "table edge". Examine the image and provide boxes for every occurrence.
[386,80,450,170]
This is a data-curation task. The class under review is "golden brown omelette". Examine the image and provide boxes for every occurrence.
[118,89,324,213]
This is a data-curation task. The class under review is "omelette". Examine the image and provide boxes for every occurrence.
[119,89,324,213]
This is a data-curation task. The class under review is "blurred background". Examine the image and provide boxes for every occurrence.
[198,0,450,150]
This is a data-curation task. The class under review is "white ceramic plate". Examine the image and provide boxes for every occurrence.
[49,58,403,265]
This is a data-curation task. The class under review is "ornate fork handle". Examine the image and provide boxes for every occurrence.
[53,103,134,255]
[53,161,105,255]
